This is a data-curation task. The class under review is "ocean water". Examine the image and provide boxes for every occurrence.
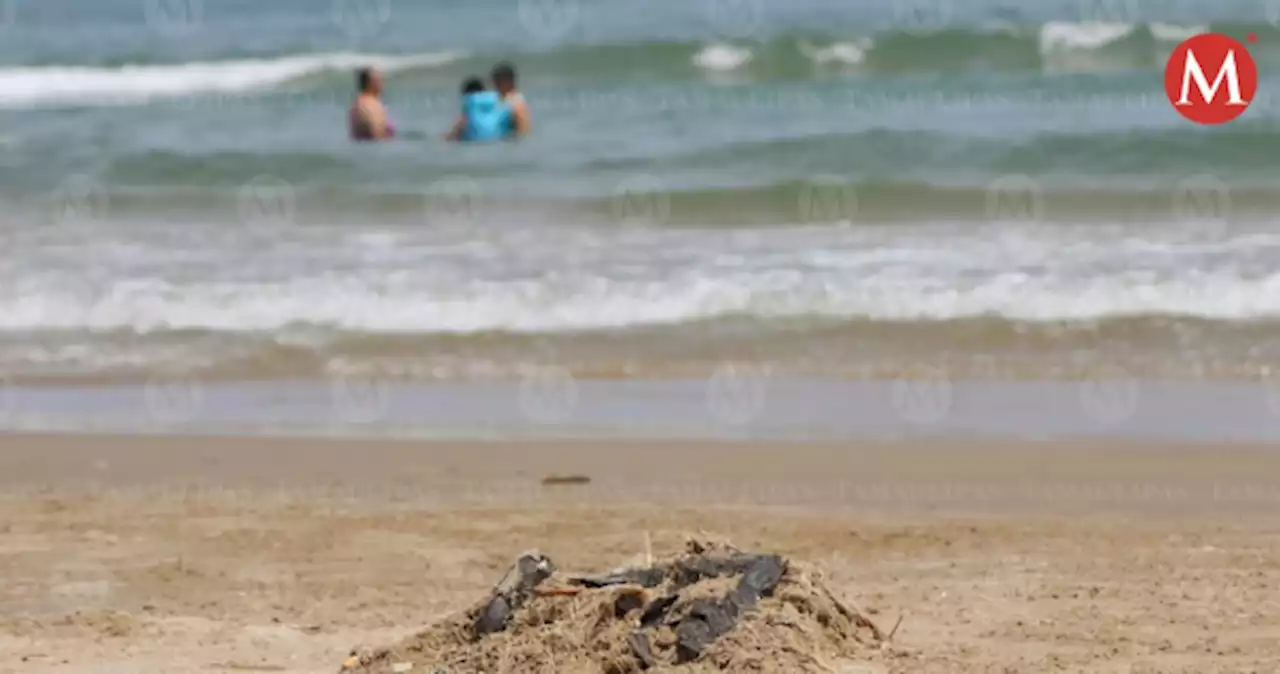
[1,0,1279,386]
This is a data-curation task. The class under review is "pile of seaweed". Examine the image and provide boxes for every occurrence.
[340,539,898,674]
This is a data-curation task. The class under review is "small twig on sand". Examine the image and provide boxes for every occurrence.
[212,662,286,671]
[886,613,904,642]
[541,474,591,486]
[534,587,582,597]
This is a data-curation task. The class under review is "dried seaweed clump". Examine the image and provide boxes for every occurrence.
[341,538,895,674]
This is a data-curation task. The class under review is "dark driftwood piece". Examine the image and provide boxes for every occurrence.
[670,552,769,589]
[674,598,739,662]
[570,552,778,592]
[613,589,647,618]
[639,594,680,628]
[568,551,791,663]
[673,555,786,662]
[734,555,786,609]
[473,551,555,638]
[568,566,667,589]
[626,631,657,669]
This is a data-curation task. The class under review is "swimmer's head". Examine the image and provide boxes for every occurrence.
[356,67,382,95]
[491,62,517,95]
[461,77,486,96]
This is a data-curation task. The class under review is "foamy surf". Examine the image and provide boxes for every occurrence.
[10,275,1280,332]
[692,44,753,71]
[797,40,871,66]
[6,227,1280,335]
[1148,22,1210,42]
[4,257,1280,384]
[0,51,461,109]
[1038,22,1136,53]
[1038,21,1208,55]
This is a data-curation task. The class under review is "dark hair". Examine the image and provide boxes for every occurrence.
[356,67,373,92]
[491,62,516,85]
[461,77,486,95]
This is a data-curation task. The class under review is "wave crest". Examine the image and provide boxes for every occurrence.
[0,52,460,108]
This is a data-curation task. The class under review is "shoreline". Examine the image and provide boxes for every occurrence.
[4,377,1280,441]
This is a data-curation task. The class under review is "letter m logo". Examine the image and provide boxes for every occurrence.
[1177,49,1248,106]
[1165,33,1258,125]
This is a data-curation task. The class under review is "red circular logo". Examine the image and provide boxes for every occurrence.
[1165,33,1258,125]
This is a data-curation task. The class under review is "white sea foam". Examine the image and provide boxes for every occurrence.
[1148,23,1209,42]
[3,225,1280,334]
[1038,22,1136,53]
[0,52,461,109]
[692,44,753,71]
[4,269,1280,334]
[798,40,871,66]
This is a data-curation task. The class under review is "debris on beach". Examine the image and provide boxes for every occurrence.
[540,474,592,486]
[339,538,898,674]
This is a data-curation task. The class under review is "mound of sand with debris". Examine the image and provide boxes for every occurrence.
[340,539,899,674]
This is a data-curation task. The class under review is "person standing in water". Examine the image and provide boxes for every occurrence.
[349,67,395,141]
[490,62,530,136]
[446,77,513,142]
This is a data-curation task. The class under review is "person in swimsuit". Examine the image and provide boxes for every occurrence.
[445,77,513,142]
[349,67,395,141]
[490,62,529,137]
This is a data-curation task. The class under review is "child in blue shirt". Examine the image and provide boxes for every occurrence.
[446,77,512,142]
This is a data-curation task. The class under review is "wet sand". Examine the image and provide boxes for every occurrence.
[6,377,1280,442]
[2,434,1280,673]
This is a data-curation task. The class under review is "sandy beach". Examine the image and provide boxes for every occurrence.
[1,433,1279,673]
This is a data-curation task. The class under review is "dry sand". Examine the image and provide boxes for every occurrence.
[2,434,1280,673]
